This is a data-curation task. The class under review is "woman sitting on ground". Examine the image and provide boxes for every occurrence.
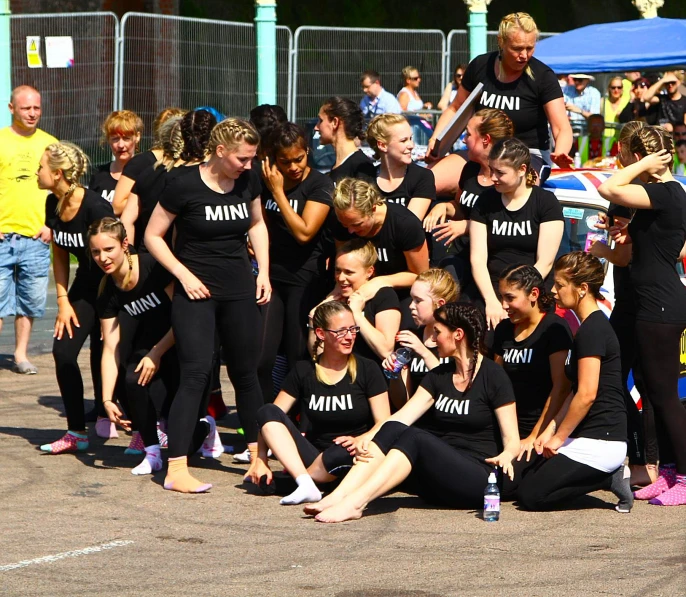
[246,301,390,505]
[516,252,631,512]
[308,302,519,523]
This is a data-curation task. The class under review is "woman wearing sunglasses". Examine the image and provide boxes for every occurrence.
[601,77,630,142]
[397,66,433,112]
[437,65,466,112]
[245,301,390,505]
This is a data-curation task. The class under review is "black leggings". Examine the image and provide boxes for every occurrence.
[256,403,353,475]
[258,278,325,401]
[373,421,490,508]
[52,292,102,432]
[610,309,657,465]
[635,320,686,474]
[516,454,612,511]
[168,292,263,458]
[125,347,179,447]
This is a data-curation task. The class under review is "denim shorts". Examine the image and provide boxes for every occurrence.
[0,234,50,318]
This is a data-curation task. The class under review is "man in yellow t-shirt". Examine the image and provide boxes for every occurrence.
[0,85,57,374]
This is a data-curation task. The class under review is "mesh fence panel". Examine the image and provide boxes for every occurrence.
[120,13,292,149]
[10,12,118,168]
[292,27,445,125]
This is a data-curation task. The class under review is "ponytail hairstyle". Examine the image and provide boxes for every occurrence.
[151,107,186,150]
[206,118,260,156]
[333,177,385,218]
[366,113,409,160]
[433,302,486,390]
[320,97,367,141]
[629,125,675,169]
[336,238,378,269]
[473,108,515,144]
[269,122,309,161]
[499,264,555,311]
[498,12,539,80]
[180,109,217,162]
[87,217,133,294]
[415,268,460,305]
[100,109,144,147]
[617,120,646,167]
[489,137,537,187]
[554,251,605,300]
[154,115,184,172]
[46,142,90,216]
[310,301,358,384]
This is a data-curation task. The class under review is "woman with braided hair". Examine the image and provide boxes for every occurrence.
[146,118,270,493]
[246,301,389,505]
[516,252,632,512]
[111,107,186,216]
[309,302,520,523]
[38,142,114,453]
[119,115,183,252]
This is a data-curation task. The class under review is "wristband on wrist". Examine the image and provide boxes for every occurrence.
[57,294,68,299]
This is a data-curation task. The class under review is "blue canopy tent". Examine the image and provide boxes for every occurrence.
[535,17,686,73]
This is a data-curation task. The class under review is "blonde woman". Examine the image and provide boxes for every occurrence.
[382,269,459,410]
[39,142,114,453]
[311,239,401,365]
[246,301,390,505]
[397,66,432,112]
[89,110,143,204]
[146,118,271,493]
[111,107,186,215]
[332,177,429,329]
[367,113,435,221]
[428,12,572,177]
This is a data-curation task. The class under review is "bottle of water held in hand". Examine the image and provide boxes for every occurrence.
[384,347,412,380]
[483,470,500,522]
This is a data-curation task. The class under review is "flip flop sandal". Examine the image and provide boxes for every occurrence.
[14,361,37,375]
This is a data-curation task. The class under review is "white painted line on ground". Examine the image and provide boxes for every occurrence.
[0,540,134,572]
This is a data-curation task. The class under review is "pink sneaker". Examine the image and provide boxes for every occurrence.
[95,417,119,439]
[40,432,89,454]
[649,476,686,506]
[634,466,677,500]
[157,421,168,449]
[125,431,145,455]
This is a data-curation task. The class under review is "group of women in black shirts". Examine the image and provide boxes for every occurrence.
[34,10,686,513]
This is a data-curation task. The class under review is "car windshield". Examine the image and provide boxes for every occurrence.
[557,204,609,260]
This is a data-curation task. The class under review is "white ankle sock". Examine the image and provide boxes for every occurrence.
[280,474,322,505]
[131,445,163,476]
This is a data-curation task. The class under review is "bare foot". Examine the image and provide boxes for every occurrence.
[314,501,364,523]
[303,491,345,515]
[630,464,658,488]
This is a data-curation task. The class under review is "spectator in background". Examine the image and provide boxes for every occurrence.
[359,71,402,118]
[601,77,630,142]
[619,77,659,125]
[564,74,601,131]
[643,71,686,131]
[397,66,433,112]
[0,85,57,375]
[675,140,686,176]
[437,64,466,112]
[575,114,613,165]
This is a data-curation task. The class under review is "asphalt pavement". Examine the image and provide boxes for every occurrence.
[0,351,684,597]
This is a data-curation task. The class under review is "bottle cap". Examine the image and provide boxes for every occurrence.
[487,471,497,484]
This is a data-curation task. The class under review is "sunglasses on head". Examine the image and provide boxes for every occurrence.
[634,82,648,88]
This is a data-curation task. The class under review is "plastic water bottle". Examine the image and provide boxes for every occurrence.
[384,347,412,380]
[573,153,582,169]
[483,470,500,522]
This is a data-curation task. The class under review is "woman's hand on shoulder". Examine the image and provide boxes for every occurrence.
[485,300,507,332]
[356,278,389,302]
[348,291,366,314]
